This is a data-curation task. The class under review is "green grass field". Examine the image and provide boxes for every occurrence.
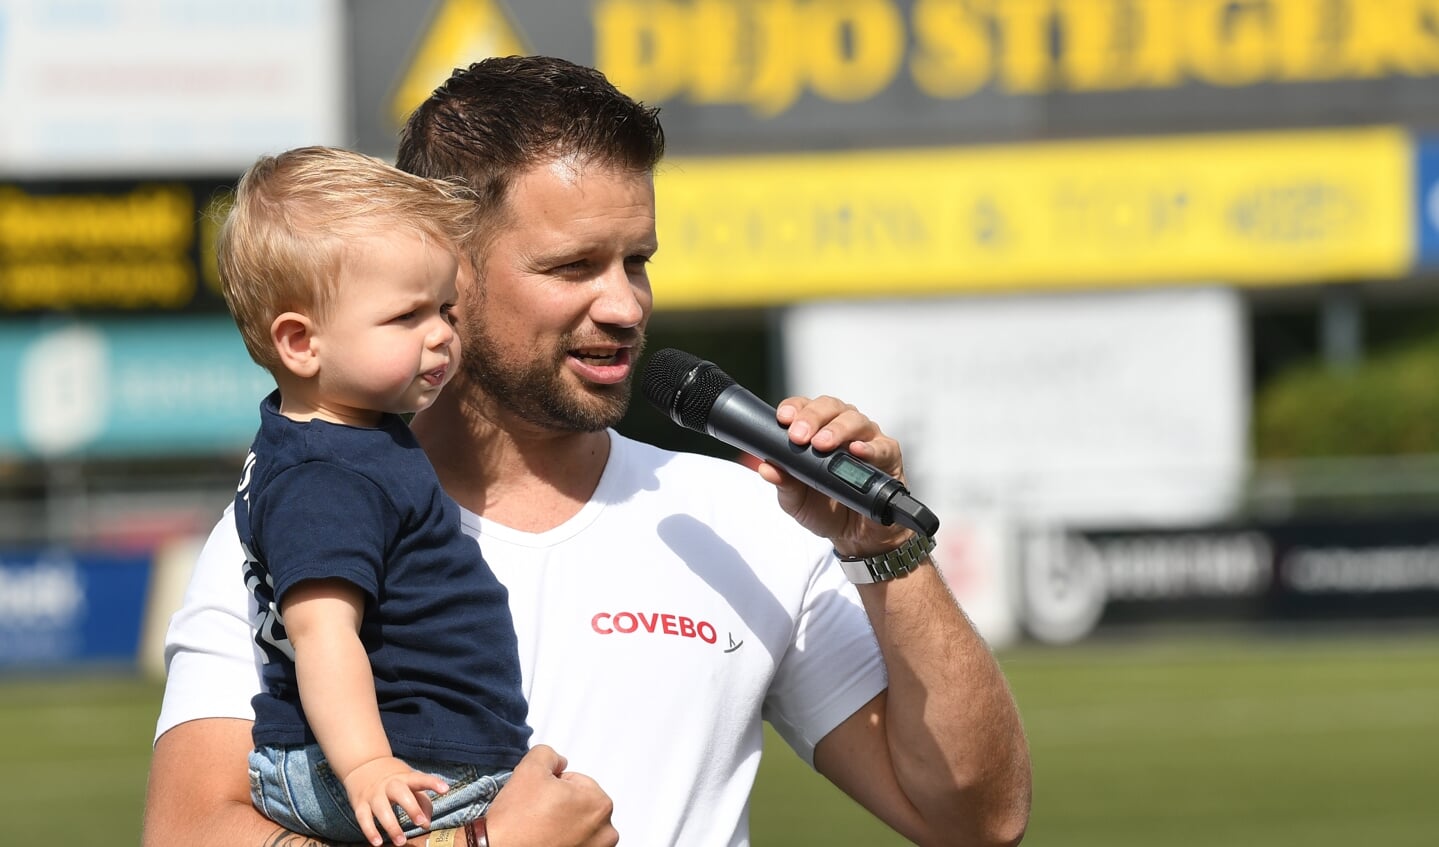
[3,630,1437,846]
[751,629,1439,846]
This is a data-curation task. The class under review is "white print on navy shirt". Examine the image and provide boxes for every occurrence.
[237,449,293,663]
[237,451,256,497]
[244,559,291,663]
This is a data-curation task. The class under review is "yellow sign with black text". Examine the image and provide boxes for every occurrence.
[654,127,1412,308]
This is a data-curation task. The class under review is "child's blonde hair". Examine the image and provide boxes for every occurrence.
[218,145,479,372]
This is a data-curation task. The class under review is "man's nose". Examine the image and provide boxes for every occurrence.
[592,265,648,328]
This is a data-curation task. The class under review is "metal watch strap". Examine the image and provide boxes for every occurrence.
[837,533,937,584]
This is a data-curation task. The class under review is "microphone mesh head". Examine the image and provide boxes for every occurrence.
[641,348,736,432]
[640,348,699,410]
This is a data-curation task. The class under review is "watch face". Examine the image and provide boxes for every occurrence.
[840,561,870,583]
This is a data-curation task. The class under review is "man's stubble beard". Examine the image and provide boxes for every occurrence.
[457,308,643,434]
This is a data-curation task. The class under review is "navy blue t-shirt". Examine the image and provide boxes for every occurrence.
[237,391,530,770]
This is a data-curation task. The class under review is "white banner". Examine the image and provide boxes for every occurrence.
[782,286,1249,530]
[0,0,343,176]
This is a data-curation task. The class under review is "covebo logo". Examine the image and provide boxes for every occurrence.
[591,610,718,645]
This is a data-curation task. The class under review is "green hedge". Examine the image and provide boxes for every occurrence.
[1254,333,1439,459]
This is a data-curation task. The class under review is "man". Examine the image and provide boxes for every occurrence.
[143,56,1031,847]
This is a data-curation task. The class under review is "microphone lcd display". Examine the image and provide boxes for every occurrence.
[828,454,881,491]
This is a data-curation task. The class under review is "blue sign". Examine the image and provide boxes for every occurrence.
[1415,136,1439,269]
[0,548,152,668]
[0,317,273,458]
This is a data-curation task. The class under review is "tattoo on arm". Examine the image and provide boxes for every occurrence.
[263,827,339,847]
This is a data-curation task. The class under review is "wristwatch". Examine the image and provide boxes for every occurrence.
[836,533,937,584]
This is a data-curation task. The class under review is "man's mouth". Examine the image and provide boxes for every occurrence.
[571,347,629,366]
[568,345,635,384]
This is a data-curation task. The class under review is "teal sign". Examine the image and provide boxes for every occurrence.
[0,318,273,458]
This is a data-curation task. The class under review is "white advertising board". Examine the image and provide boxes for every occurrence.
[782,286,1249,529]
[0,0,343,176]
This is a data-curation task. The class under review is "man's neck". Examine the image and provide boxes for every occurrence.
[411,393,612,533]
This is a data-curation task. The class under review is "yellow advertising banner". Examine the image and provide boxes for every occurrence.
[654,127,1412,308]
[0,181,244,314]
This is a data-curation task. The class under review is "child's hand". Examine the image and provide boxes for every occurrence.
[343,756,450,846]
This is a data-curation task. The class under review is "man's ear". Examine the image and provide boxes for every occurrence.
[271,312,320,379]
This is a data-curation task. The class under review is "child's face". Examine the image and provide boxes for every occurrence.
[310,229,461,421]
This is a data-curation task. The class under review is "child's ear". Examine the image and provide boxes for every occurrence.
[271,312,320,379]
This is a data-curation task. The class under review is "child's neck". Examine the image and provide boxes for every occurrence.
[276,391,383,428]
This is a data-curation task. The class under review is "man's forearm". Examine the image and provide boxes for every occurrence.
[190,820,467,847]
[859,562,1032,846]
[143,719,334,847]
[144,719,617,847]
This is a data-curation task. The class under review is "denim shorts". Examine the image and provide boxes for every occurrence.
[249,743,511,842]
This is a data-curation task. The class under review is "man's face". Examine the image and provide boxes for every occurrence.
[455,158,657,433]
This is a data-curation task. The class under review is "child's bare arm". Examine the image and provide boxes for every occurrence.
[283,579,449,846]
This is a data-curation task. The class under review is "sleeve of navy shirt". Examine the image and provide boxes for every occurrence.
[251,461,396,607]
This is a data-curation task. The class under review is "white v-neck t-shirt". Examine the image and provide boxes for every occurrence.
[157,431,888,847]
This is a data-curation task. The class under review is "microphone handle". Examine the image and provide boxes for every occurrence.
[706,384,933,534]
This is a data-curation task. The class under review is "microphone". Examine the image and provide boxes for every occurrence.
[640,348,939,537]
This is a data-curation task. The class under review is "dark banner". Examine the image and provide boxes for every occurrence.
[0,178,236,315]
[352,0,1439,157]
[1019,515,1439,643]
